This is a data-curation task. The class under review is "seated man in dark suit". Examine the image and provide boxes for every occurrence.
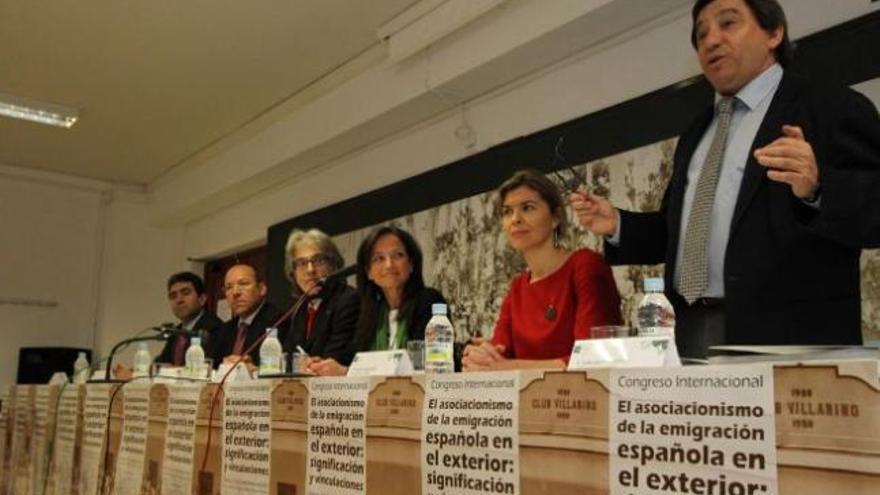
[211,264,281,370]
[155,271,223,365]
[114,271,223,379]
[282,229,359,367]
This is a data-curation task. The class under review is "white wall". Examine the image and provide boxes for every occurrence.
[0,174,103,383]
[0,173,193,383]
[92,193,189,368]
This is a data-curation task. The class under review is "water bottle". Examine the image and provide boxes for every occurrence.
[133,342,152,378]
[73,352,90,384]
[424,303,454,373]
[637,277,676,336]
[185,337,206,379]
[259,328,283,376]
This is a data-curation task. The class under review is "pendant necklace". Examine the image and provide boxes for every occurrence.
[532,276,558,321]
[533,274,557,321]
[530,254,565,322]
[544,304,557,321]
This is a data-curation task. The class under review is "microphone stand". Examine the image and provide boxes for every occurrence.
[93,328,181,383]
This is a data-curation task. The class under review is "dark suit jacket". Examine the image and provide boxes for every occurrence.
[211,301,282,368]
[154,311,223,365]
[606,72,880,346]
[282,281,359,364]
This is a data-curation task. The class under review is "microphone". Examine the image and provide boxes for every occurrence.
[147,322,192,341]
[318,264,356,286]
[95,324,179,383]
[158,327,192,339]
[151,322,177,333]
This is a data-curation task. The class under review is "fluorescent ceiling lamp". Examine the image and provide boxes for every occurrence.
[0,92,79,128]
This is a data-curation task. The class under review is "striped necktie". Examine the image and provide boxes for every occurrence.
[172,332,188,366]
[232,321,248,355]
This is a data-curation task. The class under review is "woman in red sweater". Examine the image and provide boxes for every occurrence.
[463,170,622,371]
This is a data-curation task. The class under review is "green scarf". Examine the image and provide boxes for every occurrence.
[372,303,408,351]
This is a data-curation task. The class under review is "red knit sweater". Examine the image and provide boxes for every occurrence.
[491,249,622,362]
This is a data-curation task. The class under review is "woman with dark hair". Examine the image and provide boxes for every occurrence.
[307,225,447,375]
[463,169,621,371]
[282,228,359,366]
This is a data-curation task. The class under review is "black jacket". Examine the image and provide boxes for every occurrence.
[211,301,282,368]
[607,72,880,346]
[283,281,359,364]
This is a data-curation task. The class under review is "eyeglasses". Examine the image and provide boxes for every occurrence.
[548,136,588,195]
[293,254,331,271]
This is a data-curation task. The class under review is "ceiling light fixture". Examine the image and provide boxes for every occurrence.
[0,92,79,128]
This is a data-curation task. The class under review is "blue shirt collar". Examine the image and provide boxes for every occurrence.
[715,63,783,111]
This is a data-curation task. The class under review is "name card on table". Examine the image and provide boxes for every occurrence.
[422,372,520,495]
[0,386,11,494]
[221,381,272,495]
[609,364,777,495]
[568,336,680,370]
[161,384,202,495]
[31,385,56,495]
[80,383,113,495]
[112,382,151,495]
[347,350,413,377]
[11,385,36,495]
[50,385,80,495]
[307,377,370,494]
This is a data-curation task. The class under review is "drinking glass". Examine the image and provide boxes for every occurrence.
[406,340,425,371]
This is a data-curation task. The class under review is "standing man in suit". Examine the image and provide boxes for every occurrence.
[212,264,281,369]
[282,229,359,367]
[155,271,223,365]
[571,0,880,358]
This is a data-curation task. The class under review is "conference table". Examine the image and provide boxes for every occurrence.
[0,360,877,495]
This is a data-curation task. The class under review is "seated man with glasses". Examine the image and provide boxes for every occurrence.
[282,229,359,368]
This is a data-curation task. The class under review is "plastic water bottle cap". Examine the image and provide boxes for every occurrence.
[137,341,149,349]
[431,303,448,315]
[191,337,201,346]
[644,277,664,292]
[265,327,278,338]
[78,351,86,359]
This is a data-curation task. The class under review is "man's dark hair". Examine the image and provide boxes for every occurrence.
[167,271,206,295]
[690,0,794,67]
